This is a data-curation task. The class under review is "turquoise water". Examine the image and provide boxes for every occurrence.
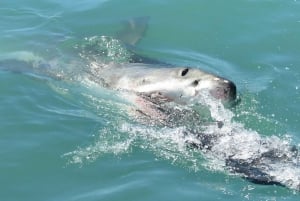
[1,0,300,200]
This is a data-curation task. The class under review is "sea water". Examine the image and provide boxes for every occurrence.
[1,0,300,200]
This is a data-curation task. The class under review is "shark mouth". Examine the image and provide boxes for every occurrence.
[209,79,237,102]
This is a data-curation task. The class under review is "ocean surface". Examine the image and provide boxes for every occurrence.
[1,0,300,200]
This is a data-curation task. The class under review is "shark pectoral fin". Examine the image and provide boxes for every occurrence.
[225,158,284,186]
[116,16,150,46]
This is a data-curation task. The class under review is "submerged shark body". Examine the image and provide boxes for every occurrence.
[1,17,299,190]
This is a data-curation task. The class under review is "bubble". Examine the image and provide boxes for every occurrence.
[77,36,133,64]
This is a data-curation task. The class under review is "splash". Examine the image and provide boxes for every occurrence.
[63,87,300,191]
[64,127,134,165]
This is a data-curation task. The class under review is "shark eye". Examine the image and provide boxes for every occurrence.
[192,80,199,86]
[181,68,189,76]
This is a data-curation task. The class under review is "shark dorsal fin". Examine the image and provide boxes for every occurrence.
[116,16,150,46]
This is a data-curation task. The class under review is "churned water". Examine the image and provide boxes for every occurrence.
[1,0,300,200]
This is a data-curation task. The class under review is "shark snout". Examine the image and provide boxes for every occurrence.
[209,79,236,102]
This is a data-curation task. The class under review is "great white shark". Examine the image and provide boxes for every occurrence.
[1,17,299,191]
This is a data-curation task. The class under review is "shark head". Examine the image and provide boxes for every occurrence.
[100,64,236,104]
